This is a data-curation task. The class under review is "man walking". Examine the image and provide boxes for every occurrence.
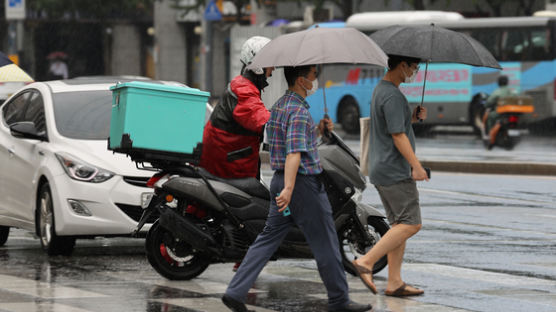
[222,65,372,312]
[352,55,429,297]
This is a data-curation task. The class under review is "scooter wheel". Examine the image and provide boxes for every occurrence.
[339,217,389,276]
[145,221,209,280]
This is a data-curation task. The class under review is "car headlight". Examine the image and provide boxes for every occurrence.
[55,153,114,183]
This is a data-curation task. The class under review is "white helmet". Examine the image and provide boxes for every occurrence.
[240,36,271,75]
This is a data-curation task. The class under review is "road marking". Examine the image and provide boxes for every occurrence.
[531,213,556,219]
[151,298,278,312]
[0,302,92,312]
[405,263,556,288]
[311,292,475,312]
[97,270,266,295]
[0,274,107,299]
[154,278,266,295]
[424,219,556,236]
[419,187,556,206]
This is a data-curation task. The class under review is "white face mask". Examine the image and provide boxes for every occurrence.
[404,66,418,84]
[303,77,318,96]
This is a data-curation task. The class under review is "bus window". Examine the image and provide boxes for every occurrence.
[503,29,529,61]
[470,28,502,61]
[530,28,551,60]
[502,27,552,61]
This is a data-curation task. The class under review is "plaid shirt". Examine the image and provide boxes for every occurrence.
[266,90,322,175]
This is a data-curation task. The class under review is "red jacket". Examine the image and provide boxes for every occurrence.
[200,75,270,178]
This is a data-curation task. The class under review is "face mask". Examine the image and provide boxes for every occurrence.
[303,77,318,96]
[404,66,418,84]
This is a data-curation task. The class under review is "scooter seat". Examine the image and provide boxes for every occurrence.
[197,168,270,200]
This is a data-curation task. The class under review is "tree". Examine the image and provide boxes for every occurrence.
[170,0,367,22]
[476,0,540,17]
[26,0,154,21]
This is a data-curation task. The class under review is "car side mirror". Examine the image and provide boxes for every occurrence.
[10,121,47,141]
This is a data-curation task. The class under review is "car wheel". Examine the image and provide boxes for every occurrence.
[338,97,360,134]
[0,226,9,246]
[37,182,75,256]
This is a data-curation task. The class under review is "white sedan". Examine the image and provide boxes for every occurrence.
[0,79,162,255]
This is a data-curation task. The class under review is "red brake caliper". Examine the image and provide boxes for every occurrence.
[159,243,174,264]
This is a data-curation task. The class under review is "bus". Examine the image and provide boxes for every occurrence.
[306,12,556,134]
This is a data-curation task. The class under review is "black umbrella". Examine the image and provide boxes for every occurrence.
[370,24,501,117]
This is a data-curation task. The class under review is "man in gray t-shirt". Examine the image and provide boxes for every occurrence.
[352,55,429,298]
[369,79,416,186]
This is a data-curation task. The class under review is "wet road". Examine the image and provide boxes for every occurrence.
[1,171,555,312]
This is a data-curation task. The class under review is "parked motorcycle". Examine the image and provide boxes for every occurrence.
[132,132,390,280]
[480,95,534,150]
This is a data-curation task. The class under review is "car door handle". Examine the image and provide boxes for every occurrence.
[38,150,45,156]
[7,148,15,157]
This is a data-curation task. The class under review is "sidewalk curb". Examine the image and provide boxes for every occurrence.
[261,152,556,176]
[421,160,556,176]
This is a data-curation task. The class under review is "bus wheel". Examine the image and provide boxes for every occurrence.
[339,97,360,134]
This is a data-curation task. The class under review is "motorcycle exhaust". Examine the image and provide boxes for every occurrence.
[158,205,221,255]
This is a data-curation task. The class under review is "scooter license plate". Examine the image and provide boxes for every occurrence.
[508,129,520,136]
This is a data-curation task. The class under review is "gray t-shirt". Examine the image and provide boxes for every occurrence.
[369,80,416,186]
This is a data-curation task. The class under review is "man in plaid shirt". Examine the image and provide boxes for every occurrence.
[223,65,372,312]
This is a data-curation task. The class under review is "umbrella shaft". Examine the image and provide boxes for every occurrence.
[419,61,429,108]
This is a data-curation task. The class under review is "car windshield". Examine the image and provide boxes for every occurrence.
[52,90,112,140]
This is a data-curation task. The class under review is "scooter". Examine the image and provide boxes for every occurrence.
[480,95,534,150]
[132,132,390,280]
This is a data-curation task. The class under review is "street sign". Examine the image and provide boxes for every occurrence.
[204,0,222,21]
[5,0,26,20]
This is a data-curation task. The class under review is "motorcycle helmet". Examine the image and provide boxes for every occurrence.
[240,36,271,75]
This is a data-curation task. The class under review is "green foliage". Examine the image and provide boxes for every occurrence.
[27,0,154,20]
[169,0,364,20]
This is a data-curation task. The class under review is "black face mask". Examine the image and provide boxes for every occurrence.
[243,70,269,92]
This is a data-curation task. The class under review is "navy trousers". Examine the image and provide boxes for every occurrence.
[225,172,350,309]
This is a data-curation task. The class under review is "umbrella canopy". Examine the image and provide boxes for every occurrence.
[0,52,33,82]
[370,24,501,69]
[248,27,388,70]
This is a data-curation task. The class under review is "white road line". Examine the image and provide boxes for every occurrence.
[154,279,265,295]
[151,298,278,312]
[0,274,107,299]
[404,263,556,288]
[97,270,266,295]
[0,302,93,312]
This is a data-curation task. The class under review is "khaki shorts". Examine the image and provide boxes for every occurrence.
[375,179,421,225]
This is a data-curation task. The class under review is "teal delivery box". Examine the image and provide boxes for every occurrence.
[109,81,210,162]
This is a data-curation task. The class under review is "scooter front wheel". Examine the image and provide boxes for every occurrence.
[339,217,389,276]
[145,220,210,280]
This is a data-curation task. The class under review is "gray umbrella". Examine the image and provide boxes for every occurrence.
[369,24,501,69]
[247,27,388,69]
[370,24,501,117]
[248,27,388,117]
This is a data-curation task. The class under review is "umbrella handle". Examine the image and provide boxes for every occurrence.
[418,60,430,122]
[417,106,423,122]
[322,113,332,138]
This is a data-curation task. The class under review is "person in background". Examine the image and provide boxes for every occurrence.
[221,65,372,312]
[483,75,516,149]
[352,54,428,297]
[199,36,273,273]
[47,55,69,80]
[200,36,273,180]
